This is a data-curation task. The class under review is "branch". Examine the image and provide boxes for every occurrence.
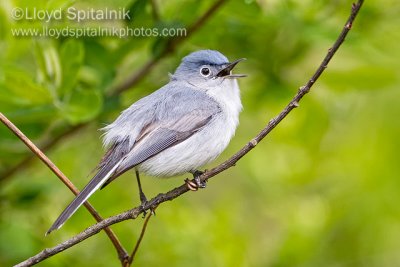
[14,1,364,266]
[0,113,129,263]
[150,0,160,22]
[128,209,155,265]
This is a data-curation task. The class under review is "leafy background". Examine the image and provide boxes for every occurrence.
[1,0,400,266]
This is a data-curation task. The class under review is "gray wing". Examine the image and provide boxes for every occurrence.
[111,109,215,179]
[102,89,221,185]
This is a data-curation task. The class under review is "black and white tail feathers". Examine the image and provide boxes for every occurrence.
[46,138,130,235]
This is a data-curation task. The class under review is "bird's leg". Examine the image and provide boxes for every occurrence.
[186,170,207,191]
[135,169,148,217]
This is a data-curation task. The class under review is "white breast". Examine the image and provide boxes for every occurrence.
[138,79,242,177]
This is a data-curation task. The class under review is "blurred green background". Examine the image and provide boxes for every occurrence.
[1,0,400,266]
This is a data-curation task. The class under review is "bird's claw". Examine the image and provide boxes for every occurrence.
[140,201,147,218]
[140,201,156,218]
[185,170,207,191]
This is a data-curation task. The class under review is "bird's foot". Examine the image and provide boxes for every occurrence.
[140,200,156,218]
[185,170,207,191]
[140,204,147,218]
[139,193,149,218]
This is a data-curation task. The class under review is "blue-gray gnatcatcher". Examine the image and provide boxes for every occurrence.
[46,50,246,234]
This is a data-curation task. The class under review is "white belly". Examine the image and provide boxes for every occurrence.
[137,114,236,177]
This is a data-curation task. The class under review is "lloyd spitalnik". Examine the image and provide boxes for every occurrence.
[20,7,130,23]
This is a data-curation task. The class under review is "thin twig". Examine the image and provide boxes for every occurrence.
[15,206,144,267]
[0,113,129,263]
[14,1,364,266]
[150,0,160,21]
[128,210,155,265]
[112,58,160,95]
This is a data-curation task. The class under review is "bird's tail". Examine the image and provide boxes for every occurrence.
[45,159,123,235]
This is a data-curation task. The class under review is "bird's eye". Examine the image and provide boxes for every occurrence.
[200,67,211,77]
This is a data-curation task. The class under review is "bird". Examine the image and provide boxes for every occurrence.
[46,49,246,235]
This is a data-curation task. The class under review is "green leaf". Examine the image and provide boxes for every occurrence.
[0,67,53,107]
[59,87,102,124]
[59,39,84,96]
[82,41,117,91]
[33,40,61,90]
[126,0,148,25]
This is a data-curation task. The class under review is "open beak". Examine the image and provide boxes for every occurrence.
[216,58,247,78]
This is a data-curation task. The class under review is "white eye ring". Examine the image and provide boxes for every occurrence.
[200,66,211,77]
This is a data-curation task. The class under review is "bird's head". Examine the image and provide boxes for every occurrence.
[172,50,246,89]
